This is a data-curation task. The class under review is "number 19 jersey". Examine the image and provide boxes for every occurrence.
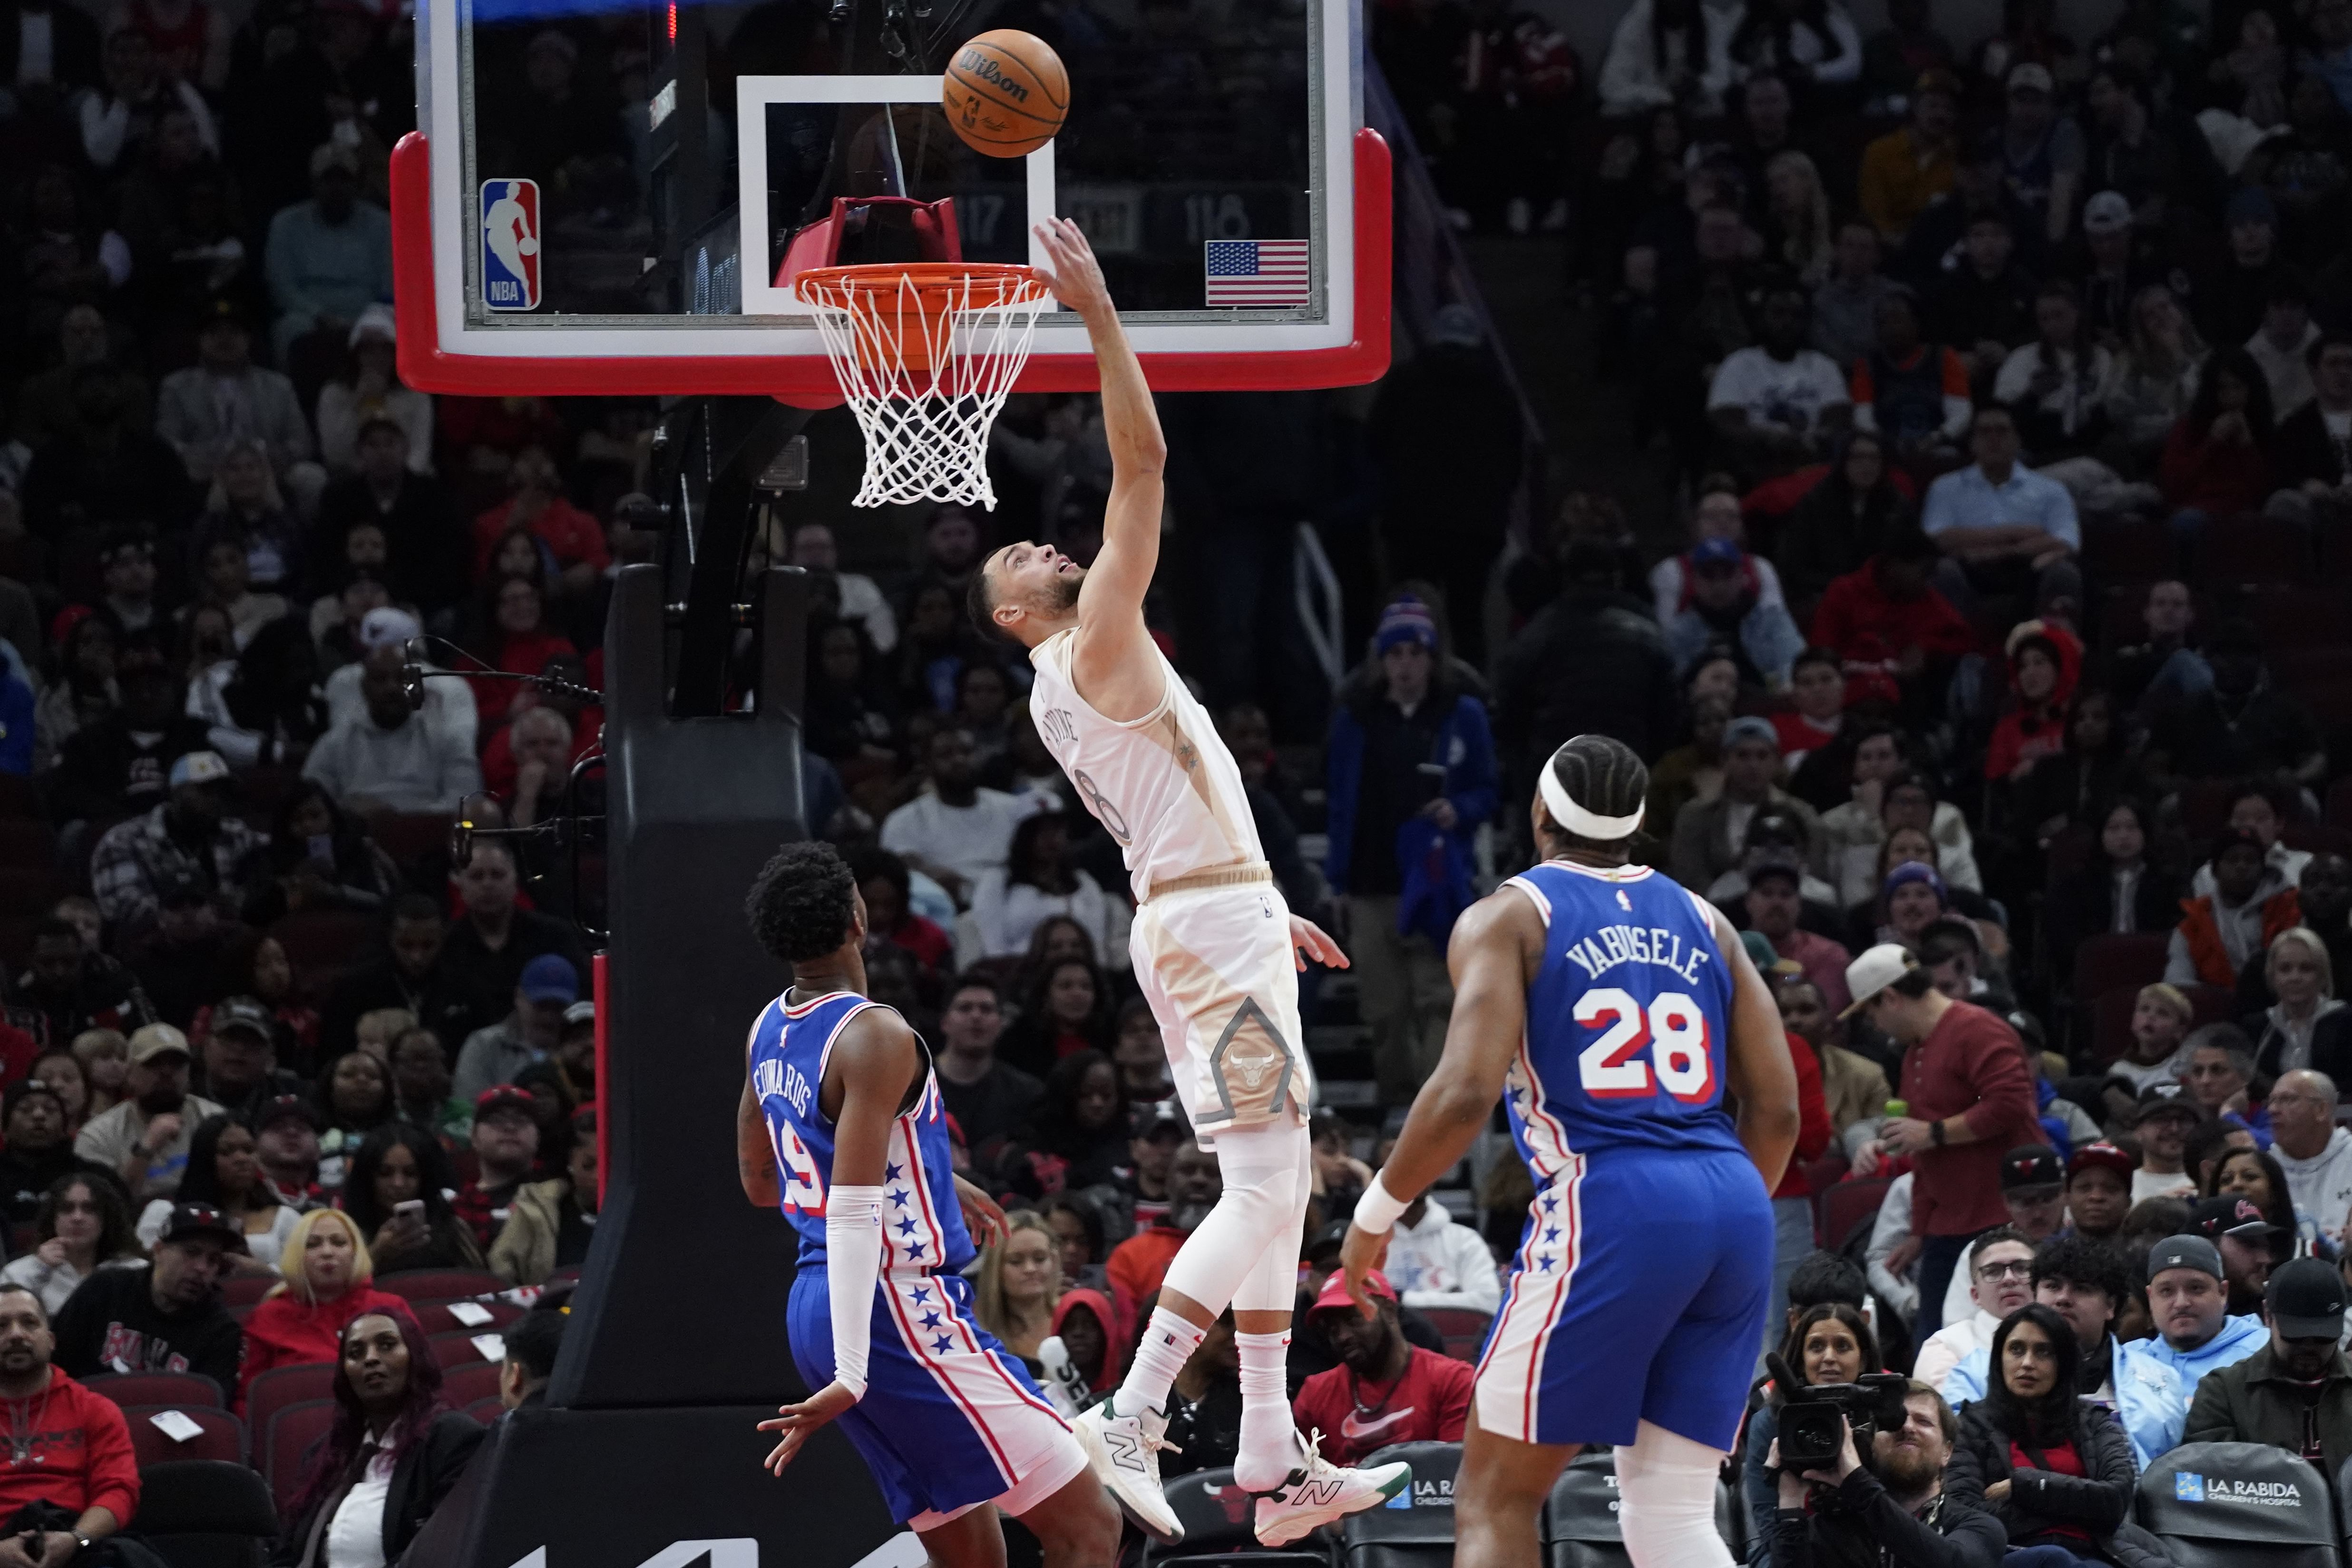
[1503,859,1747,1178]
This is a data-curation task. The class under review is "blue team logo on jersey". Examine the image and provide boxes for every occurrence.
[480,179,541,311]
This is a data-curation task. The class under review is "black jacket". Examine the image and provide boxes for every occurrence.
[275,1411,485,1568]
[2184,1342,2352,1484]
[1944,1402,2168,1568]
[49,1265,243,1400]
[1493,587,1680,794]
[2271,400,2350,494]
[1769,1471,2004,1568]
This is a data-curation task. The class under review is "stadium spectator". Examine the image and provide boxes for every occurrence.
[2116,1232,2268,1441]
[1806,532,1974,725]
[321,896,470,1057]
[2184,1256,2352,1476]
[2207,1144,2310,1249]
[1811,221,1903,374]
[1289,1269,1472,1468]
[2271,1070,2352,1244]
[451,954,574,1107]
[1666,540,1811,690]
[452,1085,539,1250]
[1858,68,1962,241]
[1742,1301,1884,1551]
[2268,332,2352,523]
[86,749,263,935]
[500,1304,565,1411]
[931,978,1041,1161]
[0,1284,139,1562]
[1379,1187,1501,1315]
[2146,618,2325,786]
[2125,1089,2203,1202]
[438,843,588,1045]
[0,1086,112,1227]
[2242,927,2349,1081]
[880,726,1037,905]
[235,1208,409,1411]
[1913,1225,2037,1393]
[264,141,391,364]
[73,1023,222,1202]
[1106,1138,1220,1324]
[50,1200,243,1393]
[972,1210,1061,1371]
[301,643,483,813]
[1492,537,1682,782]
[1765,1379,2000,1568]
[252,1093,323,1211]
[153,299,312,488]
[488,1107,598,1286]
[344,1123,488,1274]
[2167,830,2302,987]
[1707,283,1853,478]
[387,1028,466,1143]
[48,641,212,828]
[314,423,469,617]
[1670,717,1821,892]
[0,1175,144,1318]
[1918,404,2081,616]
[135,1111,297,1266]
[276,1308,485,1568]
[42,1047,104,1126]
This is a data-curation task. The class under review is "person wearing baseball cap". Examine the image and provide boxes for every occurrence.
[452,953,577,1107]
[2062,1141,2134,1239]
[1738,855,1854,1015]
[1997,1146,2066,1240]
[2186,1194,2282,1314]
[2181,1257,2352,1476]
[2125,1086,2201,1202]
[1841,941,2042,1342]
[1668,712,1821,894]
[454,1085,543,1249]
[49,1201,246,1399]
[1288,1269,1473,1469]
[85,746,263,935]
[71,1023,226,1204]
[194,995,305,1120]
[2115,1233,2268,1447]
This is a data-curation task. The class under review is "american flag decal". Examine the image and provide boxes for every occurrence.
[1205,239,1310,307]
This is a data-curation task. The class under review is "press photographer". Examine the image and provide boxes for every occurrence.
[1766,1380,2004,1568]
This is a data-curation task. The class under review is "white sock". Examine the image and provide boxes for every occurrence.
[1233,1329,1298,1490]
[1114,1307,1205,1417]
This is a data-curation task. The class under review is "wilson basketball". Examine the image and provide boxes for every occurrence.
[943,30,1069,158]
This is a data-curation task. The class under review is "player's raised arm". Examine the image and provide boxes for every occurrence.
[1033,218,1163,646]
[1708,904,1802,1192]
[759,1008,919,1474]
[1337,887,1537,1314]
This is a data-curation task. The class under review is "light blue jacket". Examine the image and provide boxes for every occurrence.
[1942,1337,2188,1469]
[1664,600,1808,688]
[2113,1314,2269,1458]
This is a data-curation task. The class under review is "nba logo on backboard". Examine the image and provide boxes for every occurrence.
[480,179,541,311]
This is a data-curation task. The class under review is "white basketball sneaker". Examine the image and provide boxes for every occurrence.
[1251,1432,1414,1547]
[1072,1397,1185,1542]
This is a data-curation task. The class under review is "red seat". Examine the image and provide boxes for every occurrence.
[2089,986,2141,1064]
[1418,1307,1492,1363]
[2184,985,2237,1026]
[410,1299,527,1335]
[2070,934,2170,1002]
[2283,823,2352,857]
[244,1362,336,1451]
[85,1371,224,1410]
[465,1395,507,1424]
[121,1404,246,1466]
[2200,512,2313,584]
[1817,1177,1892,1251]
[267,910,381,1001]
[2083,516,2177,584]
[377,1269,507,1302]
[429,1329,501,1369]
[221,1274,278,1308]
[264,1398,337,1511]
[442,1360,506,1408]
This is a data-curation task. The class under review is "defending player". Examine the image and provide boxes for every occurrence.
[969,217,1405,1546]
[739,840,1121,1568]
[1339,735,1801,1568]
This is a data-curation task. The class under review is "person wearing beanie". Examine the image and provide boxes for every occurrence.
[1323,594,1498,1103]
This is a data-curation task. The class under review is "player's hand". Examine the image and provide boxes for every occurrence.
[1337,1221,1390,1319]
[757,1381,859,1474]
[1033,216,1112,318]
[1288,915,1348,973]
[954,1174,1009,1247]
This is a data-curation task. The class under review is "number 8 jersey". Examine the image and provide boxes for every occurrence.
[1503,859,1747,1177]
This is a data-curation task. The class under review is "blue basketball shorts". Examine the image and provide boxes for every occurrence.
[1474,1149,1773,1451]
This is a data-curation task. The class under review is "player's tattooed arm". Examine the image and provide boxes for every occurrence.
[737,1078,781,1207]
[1709,904,1802,1191]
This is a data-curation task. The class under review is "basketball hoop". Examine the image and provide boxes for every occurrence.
[793,263,1054,509]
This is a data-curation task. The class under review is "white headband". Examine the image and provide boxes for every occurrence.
[1539,761,1645,841]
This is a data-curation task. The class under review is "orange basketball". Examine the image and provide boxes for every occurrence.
[943,29,1069,158]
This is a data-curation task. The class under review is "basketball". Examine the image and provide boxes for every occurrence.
[942,30,1068,158]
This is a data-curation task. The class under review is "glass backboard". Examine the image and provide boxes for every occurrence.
[397,0,1388,400]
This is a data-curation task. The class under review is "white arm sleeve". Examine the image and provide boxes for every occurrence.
[825,1185,886,1398]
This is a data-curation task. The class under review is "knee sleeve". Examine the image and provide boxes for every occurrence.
[1161,1119,1314,1316]
[1615,1420,1730,1568]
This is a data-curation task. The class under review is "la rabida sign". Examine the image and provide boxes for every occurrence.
[2174,1472,2308,1509]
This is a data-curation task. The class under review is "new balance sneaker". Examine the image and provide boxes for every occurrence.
[1251,1432,1413,1547]
[1072,1397,1185,1542]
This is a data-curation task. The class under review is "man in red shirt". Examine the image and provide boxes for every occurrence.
[1291,1270,1471,1469]
[1809,528,1974,709]
[1844,944,2041,1344]
[471,446,611,593]
[0,1283,139,1558]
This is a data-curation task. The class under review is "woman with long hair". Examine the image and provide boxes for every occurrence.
[2241,926,2351,1081]
[0,1173,144,1315]
[969,812,1127,969]
[999,1050,1131,1201]
[275,1309,484,1568]
[36,1048,98,1126]
[1776,431,1914,610]
[33,613,117,772]
[999,956,1117,1077]
[1762,151,1835,287]
[180,599,259,763]
[973,1210,1064,1370]
[192,930,322,1067]
[2103,284,2206,467]
[2005,692,2144,850]
[343,1123,488,1275]
[802,616,899,769]
[138,1112,300,1269]
[237,1208,414,1412]
[466,570,576,721]
[240,781,401,929]
[2045,799,2182,986]
[1946,1304,2144,1565]
[2210,1143,2334,1260]
[1742,1303,1882,1550]
[2161,343,2278,536]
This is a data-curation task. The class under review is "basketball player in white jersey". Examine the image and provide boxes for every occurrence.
[971,217,1408,1546]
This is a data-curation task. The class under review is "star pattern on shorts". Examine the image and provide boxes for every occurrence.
[933,1334,954,1354]
[905,1241,926,1260]
[885,1163,904,1181]
[889,1189,911,1208]
[897,1217,918,1236]
[911,1286,932,1305]
[922,1311,943,1329]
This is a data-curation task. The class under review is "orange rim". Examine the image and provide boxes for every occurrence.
[795,262,1047,308]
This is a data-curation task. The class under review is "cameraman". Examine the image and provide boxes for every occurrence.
[1767,1384,2004,1568]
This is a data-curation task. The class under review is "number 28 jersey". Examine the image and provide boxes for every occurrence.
[1502,860,1747,1178]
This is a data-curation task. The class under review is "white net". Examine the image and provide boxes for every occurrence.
[796,264,1054,509]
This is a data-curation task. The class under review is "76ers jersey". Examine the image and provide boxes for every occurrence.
[1502,860,1747,1177]
[748,990,973,1276]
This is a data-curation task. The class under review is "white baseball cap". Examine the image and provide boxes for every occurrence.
[168,750,231,789]
[1841,943,1920,1019]
[360,606,421,653]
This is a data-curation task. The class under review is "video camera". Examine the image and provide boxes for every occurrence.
[1766,1354,1911,1471]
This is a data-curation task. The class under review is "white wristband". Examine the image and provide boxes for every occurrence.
[825,1185,886,1399]
[1352,1173,1411,1235]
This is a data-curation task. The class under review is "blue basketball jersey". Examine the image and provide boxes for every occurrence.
[748,989,974,1275]
[1502,860,1747,1177]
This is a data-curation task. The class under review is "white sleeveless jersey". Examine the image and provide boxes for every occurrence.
[1026,628,1264,903]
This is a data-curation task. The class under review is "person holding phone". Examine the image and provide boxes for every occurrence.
[1320,594,1500,1106]
[341,1124,488,1275]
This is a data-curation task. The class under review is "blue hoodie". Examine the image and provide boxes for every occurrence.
[2113,1313,2268,1454]
[1942,1339,2187,1469]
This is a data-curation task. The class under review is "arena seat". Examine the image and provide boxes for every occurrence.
[2071,933,2169,1002]
[1341,1441,1461,1568]
[1141,1466,1338,1568]
[221,1274,278,1308]
[443,1359,507,1407]
[2082,516,2177,584]
[410,1298,527,1334]
[1419,1308,1492,1363]
[1816,1177,1891,1254]
[132,1459,279,1568]
[377,1268,506,1301]
[263,1398,338,1511]
[122,1403,246,1466]
[466,1395,508,1424]
[1542,1447,1742,1568]
[2201,514,2315,586]
[86,1370,226,1410]
[431,1328,502,1368]
[244,1362,335,1451]
[2137,1442,2339,1567]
